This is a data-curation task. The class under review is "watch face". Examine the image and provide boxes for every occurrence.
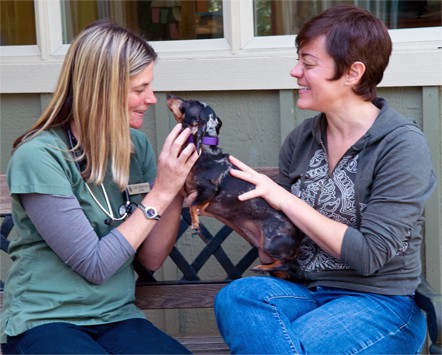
[146,207,156,218]
[137,203,160,220]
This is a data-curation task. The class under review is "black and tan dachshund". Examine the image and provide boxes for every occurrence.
[167,94,300,276]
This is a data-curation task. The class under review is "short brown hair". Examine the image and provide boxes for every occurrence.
[296,5,392,101]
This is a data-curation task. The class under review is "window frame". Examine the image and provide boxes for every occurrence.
[0,0,441,93]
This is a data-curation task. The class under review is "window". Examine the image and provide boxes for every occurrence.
[1,0,441,93]
[61,0,223,44]
[0,0,36,45]
[254,0,441,36]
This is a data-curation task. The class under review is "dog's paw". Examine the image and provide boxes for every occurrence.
[252,261,289,273]
[191,224,201,236]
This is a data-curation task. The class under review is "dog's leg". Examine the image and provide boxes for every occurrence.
[197,201,211,215]
[189,201,212,234]
[189,205,201,233]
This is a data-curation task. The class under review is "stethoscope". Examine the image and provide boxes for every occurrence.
[66,125,137,225]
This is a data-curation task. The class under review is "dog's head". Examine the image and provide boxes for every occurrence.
[166,93,222,151]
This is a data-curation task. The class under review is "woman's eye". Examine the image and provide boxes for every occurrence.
[134,86,146,93]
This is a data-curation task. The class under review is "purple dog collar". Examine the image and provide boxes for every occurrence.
[188,135,219,146]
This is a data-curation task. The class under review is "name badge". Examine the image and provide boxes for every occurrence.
[127,182,151,195]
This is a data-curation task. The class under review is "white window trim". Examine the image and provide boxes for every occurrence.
[1,0,441,93]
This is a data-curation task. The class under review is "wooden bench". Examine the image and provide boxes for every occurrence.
[1,172,441,354]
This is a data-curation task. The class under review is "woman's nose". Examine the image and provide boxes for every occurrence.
[146,89,157,104]
[290,62,302,78]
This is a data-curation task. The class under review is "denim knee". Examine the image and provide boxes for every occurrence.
[215,276,312,314]
[216,276,271,309]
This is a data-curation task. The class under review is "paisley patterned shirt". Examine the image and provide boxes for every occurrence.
[291,149,365,272]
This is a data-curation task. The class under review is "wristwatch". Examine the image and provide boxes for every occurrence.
[137,203,161,221]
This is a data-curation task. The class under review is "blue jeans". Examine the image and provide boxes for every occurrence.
[1,318,191,354]
[214,276,426,354]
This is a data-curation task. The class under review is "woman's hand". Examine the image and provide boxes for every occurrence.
[229,155,288,211]
[154,124,199,199]
[118,124,199,256]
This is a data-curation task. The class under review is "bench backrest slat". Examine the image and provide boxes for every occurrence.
[0,175,11,216]
[135,282,226,309]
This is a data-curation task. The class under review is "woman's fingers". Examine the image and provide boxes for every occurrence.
[228,155,282,208]
[228,156,261,201]
[229,168,255,185]
[179,140,199,165]
[155,124,199,197]
[162,123,184,149]
[229,155,254,173]
[237,189,260,201]
[159,124,196,164]
[229,155,258,183]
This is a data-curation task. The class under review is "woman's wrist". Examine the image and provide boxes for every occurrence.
[140,186,177,217]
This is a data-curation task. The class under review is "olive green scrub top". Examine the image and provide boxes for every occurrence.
[1,127,157,342]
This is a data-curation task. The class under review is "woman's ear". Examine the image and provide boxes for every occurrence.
[346,61,366,85]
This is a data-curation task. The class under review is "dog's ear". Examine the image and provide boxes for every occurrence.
[166,94,185,122]
[194,121,207,152]
[216,116,222,135]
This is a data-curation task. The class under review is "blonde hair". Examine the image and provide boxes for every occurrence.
[14,21,157,190]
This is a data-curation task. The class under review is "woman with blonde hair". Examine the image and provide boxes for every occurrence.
[1,20,197,354]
